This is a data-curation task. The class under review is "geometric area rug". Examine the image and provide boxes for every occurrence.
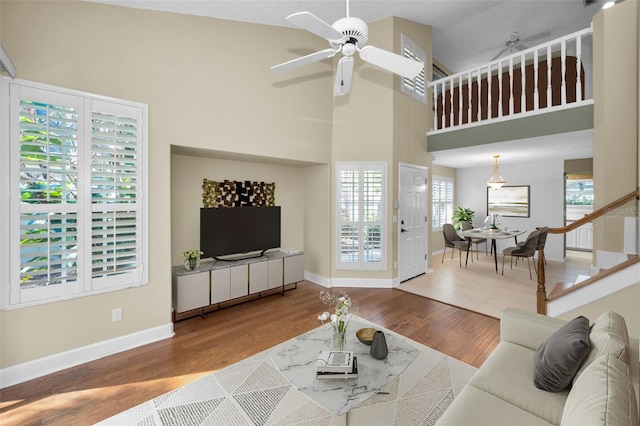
[96,323,476,425]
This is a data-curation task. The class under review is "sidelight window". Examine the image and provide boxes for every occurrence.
[336,162,386,270]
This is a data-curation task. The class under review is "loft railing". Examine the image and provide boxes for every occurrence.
[429,27,593,134]
[536,188,640,315]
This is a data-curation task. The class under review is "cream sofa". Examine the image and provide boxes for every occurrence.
[436,307,639,426]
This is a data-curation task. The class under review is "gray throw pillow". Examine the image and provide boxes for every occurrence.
[533,316,590,392]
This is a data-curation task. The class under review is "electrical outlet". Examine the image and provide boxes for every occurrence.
[112,308,123,322]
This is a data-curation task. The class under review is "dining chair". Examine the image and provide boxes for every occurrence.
[502,230,539,279]
[460,220,487,259]
[442,223,470,267]
[516,226,548,273]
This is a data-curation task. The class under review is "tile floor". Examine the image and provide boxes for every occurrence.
[397,249,592,319]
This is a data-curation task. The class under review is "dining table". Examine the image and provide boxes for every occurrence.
[459,228,527,273]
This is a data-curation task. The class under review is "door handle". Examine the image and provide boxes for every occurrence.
[401,228,408,233]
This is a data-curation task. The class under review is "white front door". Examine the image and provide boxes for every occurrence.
[399,163,428,282]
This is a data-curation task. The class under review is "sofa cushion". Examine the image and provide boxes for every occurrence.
[573,311,632,385]
[469,342,569,425]
[435,384,554,426]
[561,353,639,426]
[533,316,590,392]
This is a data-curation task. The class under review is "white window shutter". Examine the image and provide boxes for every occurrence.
[3,80,148,307]
[336,162,386,270]
[90,102,144,289]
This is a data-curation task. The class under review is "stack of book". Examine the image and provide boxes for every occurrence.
[315,350,358,380]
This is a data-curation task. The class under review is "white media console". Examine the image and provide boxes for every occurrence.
[171,250,304,321]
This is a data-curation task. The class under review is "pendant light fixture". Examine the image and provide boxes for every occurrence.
[487,155,506,190]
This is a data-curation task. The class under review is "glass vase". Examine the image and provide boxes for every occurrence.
[185,257,200,271]
[333,328,347,351]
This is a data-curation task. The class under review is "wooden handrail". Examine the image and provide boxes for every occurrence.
[547,255,639,301]
[537,187,639,315]
[548,188,639,234]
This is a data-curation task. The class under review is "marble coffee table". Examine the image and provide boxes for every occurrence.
[271,316,421,416]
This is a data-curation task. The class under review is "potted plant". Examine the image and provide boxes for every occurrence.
[451,206,475,230]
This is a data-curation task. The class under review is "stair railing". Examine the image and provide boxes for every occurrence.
[536,187,639,315]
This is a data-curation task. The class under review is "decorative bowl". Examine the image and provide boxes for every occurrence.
[356,327,376,345]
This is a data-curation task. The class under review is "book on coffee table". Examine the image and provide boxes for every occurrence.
[316,357,358,380]
[315,350,355,373]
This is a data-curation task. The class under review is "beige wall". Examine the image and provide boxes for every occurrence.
[559,283,640,339]
[0,0,332,369]
[303,165,332,279]
[564,158,593,175]
[593,0,639,254]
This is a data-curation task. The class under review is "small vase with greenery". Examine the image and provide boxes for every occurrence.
[452,206,475,230]
[183,249,203,271]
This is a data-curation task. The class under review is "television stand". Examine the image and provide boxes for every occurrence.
[171,250,304,321]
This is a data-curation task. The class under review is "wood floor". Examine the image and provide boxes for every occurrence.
[0,281,500,425]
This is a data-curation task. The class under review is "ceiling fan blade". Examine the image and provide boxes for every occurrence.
[519,30,551,44]
[334,56,354,96]
[286,11,346,42]
[490,47,510,61]
[515,44,529,52]
[271,48,338,73]
[359,45,423,78]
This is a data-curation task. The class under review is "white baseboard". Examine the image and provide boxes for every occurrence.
[0,323,174,388]
[304,272,394,289]
[304,271,330,287]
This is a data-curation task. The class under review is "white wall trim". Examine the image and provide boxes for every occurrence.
[304,271,330,287]
[329,278,395,288]
[0,323,174,388]
[304,272,394,289]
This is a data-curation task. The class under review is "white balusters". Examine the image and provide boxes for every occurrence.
[561,40,567,105]
[533,50,539,110]
[487,65,492,119]
[439,80,445,129]
[576,36,583,102]
[448,78,454,127]
[476,69,482,122]
[497,61,503,117]
[426,27,594,134]
[521,53,526,113]
[508,58,514,115]
[458,75,463,126]
[547,45,552,107]
[467,71,472,124]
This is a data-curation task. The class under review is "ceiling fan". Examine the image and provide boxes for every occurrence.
[271,0,423,96]
[490,29,552,61]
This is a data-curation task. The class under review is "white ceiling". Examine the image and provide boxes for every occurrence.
[89,0,604,168]
[89,0,603,72]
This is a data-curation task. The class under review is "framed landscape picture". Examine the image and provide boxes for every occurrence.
[487,185,530,217]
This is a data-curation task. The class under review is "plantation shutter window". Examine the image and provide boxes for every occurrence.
[432,176,454,231]
[336,162,386,270]
[2,79,148,307]
[401,34,427,104]
[90,104,144,289]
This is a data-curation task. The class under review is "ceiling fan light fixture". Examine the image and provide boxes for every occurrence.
[487,155,506,190]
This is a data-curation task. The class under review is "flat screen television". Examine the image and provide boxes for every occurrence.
[200,206,281,259]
